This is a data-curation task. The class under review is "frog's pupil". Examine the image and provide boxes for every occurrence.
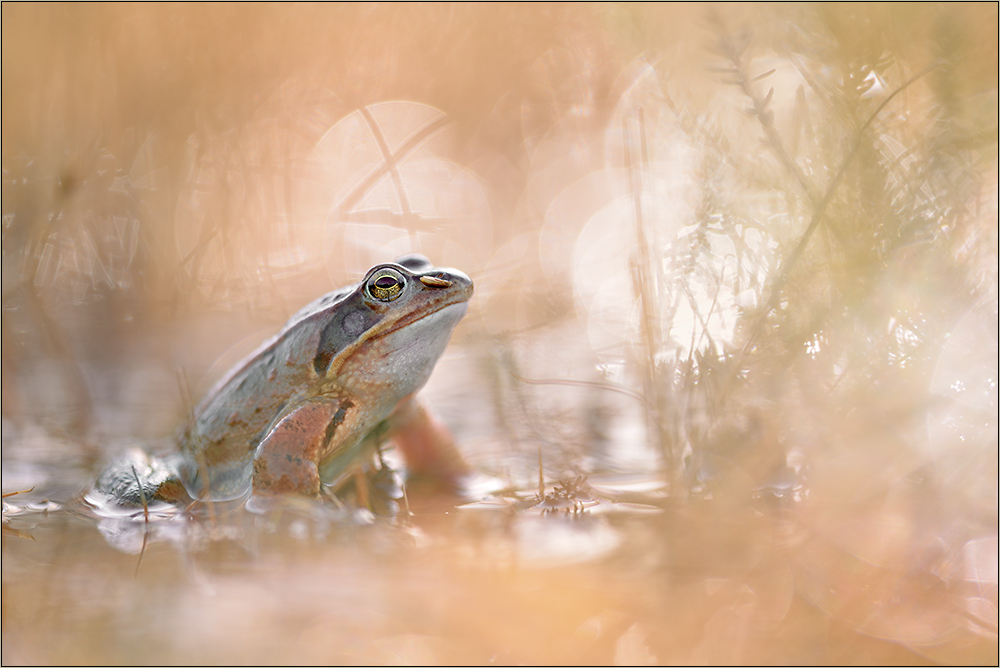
[375,276,397,289]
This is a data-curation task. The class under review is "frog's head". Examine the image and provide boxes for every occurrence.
[313,254,473,403]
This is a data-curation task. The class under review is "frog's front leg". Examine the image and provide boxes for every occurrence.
[388,397,471,489]
[252,398,352,498]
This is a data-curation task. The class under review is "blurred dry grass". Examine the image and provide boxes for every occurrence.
[2,3,998,665]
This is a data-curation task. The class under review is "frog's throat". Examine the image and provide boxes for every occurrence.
[323,300,468,380]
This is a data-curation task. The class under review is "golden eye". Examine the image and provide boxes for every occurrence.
[367,270,405,302]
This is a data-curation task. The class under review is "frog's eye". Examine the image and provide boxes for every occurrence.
[367,269,405,302]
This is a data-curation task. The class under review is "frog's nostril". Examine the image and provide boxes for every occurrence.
[420,275,452,288]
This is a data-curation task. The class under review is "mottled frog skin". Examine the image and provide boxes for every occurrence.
[90,255,472,509]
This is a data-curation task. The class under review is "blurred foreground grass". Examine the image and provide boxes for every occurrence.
[3,3,998,665]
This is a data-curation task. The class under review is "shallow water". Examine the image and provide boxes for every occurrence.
[3,463,996,666]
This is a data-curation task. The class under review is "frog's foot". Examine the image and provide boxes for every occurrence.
[349,467,370,509]
[319,460,402,516]
[388,398,472,492]
[87,448,191,514]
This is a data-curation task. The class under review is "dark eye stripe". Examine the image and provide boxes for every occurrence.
[313,348,334,375]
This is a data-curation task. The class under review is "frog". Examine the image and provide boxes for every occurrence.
[89,254,473,511]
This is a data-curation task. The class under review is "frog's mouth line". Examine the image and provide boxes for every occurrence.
[375,296,470,340]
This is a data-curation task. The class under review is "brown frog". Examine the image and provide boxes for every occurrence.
[90,254,472,510]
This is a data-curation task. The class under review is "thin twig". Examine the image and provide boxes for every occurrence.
[506,368,654,410]
[131,465,150,523]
